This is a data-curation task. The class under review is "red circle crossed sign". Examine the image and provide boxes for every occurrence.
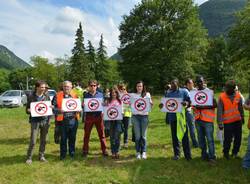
[165,99,178,112]
[194,91,208,105]
[134,98,147,112]
[35,102,48,115]
[121,94,131,104]
[66,99,77,110]
[88,99,100,111]
[107,107,119,119]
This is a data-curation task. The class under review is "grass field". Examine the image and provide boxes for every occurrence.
[0,96,250,184]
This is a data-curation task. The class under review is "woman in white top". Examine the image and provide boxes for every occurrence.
[131,81,153,159]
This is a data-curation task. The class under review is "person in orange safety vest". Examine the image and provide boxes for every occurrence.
[217,80,244,159]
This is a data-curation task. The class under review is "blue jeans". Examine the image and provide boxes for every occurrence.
[195,120,215,160]
[110,120,123,154]
[122,117,131,144]
[242,134,250,169]
[60,118,78,158]
[132,115,149,153]
[186,111,198,147]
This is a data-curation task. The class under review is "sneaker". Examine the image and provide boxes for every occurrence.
[39,157,48,162]
[172,155,180,160]
[136,152,141,160]
[103,151,109,157]
[208,159,216,165]
[115,153,120,159]
[142,152,147,159]
[26,159,32,164]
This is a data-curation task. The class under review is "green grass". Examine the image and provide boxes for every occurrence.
[0,96,250,184]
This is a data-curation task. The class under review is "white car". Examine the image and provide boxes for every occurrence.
[0,90,27,107]
[47,89,56,101]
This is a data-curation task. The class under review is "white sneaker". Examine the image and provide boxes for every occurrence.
[26,159,32,164]
[136,152,141,160]
[142,152,147,159]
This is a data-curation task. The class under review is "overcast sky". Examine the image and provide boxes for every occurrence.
[0,0,208,62]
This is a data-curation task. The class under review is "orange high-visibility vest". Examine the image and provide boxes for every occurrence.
[194,108,216,123]
[220,92,241,124]
[56,91,80,122]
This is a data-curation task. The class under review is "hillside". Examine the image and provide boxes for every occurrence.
[0,45,30,70]
[199,0,247,37]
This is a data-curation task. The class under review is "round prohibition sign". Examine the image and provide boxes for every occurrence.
[66,99,77,110]
[121,94,130,104]
[88,99,100,111]
[194,91,208,105]
[165,99,178,112]
[35,102,48,115]
[134,98,147,112]
[107,107,119,119]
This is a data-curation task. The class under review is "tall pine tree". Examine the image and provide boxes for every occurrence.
[70,22,90,86]
[96,34,109,84]
[86,40,96,78]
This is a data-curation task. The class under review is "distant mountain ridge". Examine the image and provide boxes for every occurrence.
[199,0,247,37]
[0,45,30,70]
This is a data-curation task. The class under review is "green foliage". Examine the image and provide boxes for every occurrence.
[203,36,232,89]
[86,40,96,78]
[228,1,250,91]
[96,34,109,84]
[199,0,247,37]
[8,68,32,90]
[30,56,57,88]
[0,69,10,92]
[119,0,208,92]
[0,45,30,70]
[70,22,93,86]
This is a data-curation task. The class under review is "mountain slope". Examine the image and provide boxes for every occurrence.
[0,45,30,70]
[199,0,247,37]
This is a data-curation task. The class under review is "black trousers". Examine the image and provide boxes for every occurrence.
[223,121,242,155]
[170,120,191,159]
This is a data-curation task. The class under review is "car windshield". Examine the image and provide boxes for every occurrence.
[48,90,56,96]
[2,91,20,97]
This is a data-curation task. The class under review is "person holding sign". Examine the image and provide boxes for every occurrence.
[118,83,132,148]
[217,80,244,159]
[52,81,80,160]
[184,79,199,148]
[25,80,51,164]
[159,79,191,161]
[104,87,123,159]
[193,76,217,163]
[82,80,108,157]
[131,81,152,159]
[242,92,250,169]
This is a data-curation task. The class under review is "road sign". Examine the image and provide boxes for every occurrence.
[31,101,53,117]
[62,98,82,112]
[131,97,151,114]
[104,105,123,120]
[84,98,103,112]
[161,98,183,113]
[190,89,213,106]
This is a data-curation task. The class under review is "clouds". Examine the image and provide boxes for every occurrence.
[0,0,207,63]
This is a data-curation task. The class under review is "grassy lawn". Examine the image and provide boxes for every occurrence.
[0,96,250,184]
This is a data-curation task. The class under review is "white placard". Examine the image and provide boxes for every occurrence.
[130,97,151,114]
[30,101,53,117]
[161,98,183,113]
[62,98,82,112]
[190,89,213,106]
[84,98,103,112]
[120,93,131,105]
[103,105,123,120]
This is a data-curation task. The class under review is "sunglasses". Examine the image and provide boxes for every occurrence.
[90,85,96,87]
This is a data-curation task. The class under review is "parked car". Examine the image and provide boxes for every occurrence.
[0,90,27,107]
[47,89,56,101]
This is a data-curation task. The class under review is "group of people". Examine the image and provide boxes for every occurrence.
[24,77,250,170]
